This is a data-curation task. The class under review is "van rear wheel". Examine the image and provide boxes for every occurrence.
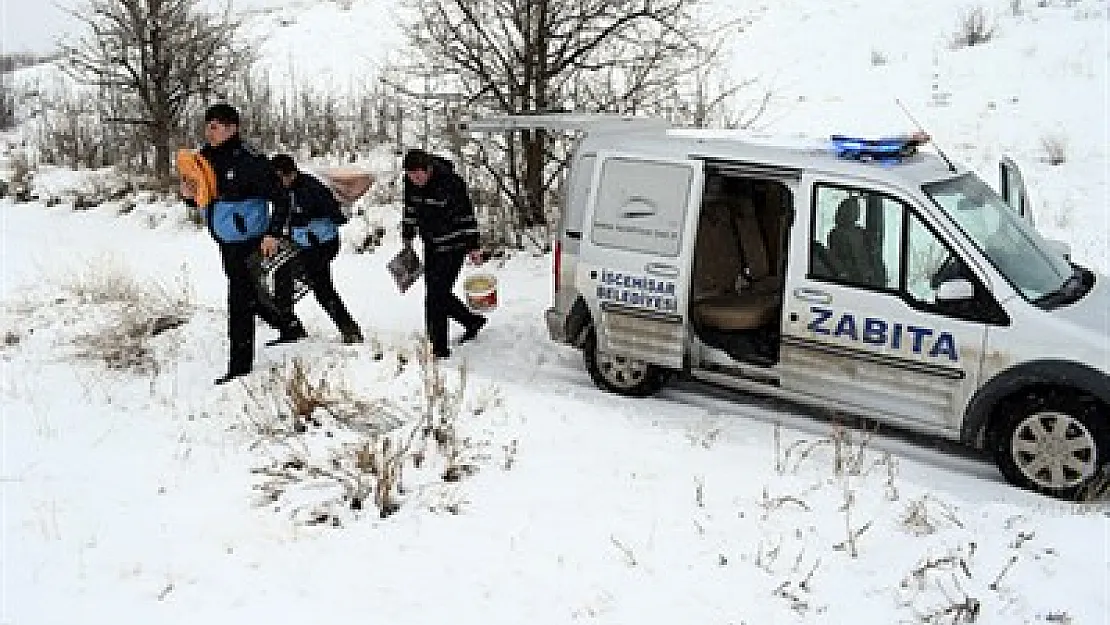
[993,391,1108,500]
[584,330,664,397]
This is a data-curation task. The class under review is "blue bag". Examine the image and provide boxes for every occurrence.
[291,217,339,248]
[209,199,270,243]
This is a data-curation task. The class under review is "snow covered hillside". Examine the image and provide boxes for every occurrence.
[3,0,1108,623]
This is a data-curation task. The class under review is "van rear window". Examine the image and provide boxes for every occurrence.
[591,157,693,256]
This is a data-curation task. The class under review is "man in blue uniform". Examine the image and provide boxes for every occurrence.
[269,154,363,345]
[180,103,304,385]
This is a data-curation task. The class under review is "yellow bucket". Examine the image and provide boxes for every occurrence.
[463,273,498,312]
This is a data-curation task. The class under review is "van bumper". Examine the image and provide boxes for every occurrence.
[545,307,568,344]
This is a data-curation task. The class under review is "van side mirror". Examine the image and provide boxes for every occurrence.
[1045,238,1071,261]
[936,278,975,302]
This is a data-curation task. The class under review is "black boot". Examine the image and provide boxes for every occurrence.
[266,321,308,347]
[341,326,364,344]
[459,316,487,344]
[214,371,247,385]
[214,366,250,385]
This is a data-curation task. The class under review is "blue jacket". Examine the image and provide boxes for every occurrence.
[197,135,288,243]
[272,172,349,248]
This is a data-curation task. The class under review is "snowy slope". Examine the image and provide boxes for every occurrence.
[4,203,1108,625]
[247,0,405,91]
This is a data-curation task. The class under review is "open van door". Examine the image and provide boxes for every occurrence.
[999,156,1035,227]
[579,154,704,371]
[1000,156,1071,259]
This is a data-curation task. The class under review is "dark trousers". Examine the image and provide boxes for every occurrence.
[273,238,359,333]
[424,249,482,353]
[219,239,299,373]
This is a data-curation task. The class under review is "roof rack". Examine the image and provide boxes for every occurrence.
[455,113,670,134]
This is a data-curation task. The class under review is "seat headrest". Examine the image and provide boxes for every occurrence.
[835,198,860,227]
[737,196,757,217]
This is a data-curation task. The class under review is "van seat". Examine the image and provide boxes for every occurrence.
[694,293,780,330]
[692,200,743,299]
[691,195,782,331]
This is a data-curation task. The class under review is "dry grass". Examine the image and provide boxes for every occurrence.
[249,344,488,524]
[58,260,192,373]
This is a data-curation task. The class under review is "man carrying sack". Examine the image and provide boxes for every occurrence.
[178,103,305,385]
[400,148,486,359]
[269,154,364,345]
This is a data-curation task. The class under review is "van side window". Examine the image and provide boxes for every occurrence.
[810,185,902,290]
[564,155,596,234]
[905,212,1006,324]
[591,158,692,256]
[906,212,963,305]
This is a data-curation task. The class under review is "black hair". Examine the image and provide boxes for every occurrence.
[204,103,240,126]
[402,148,432,171]
[271,154,297,175]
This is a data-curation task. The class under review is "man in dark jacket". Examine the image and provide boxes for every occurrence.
[180,103,304,385]
[401,148,486,358]
[269,154,363,344]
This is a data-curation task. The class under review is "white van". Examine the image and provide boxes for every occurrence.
[466,115,1109,499]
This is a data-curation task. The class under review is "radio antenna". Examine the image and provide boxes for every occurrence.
[896,99,957,173]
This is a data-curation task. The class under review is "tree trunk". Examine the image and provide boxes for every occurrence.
[151,122,172,182]
[521,0,548,228]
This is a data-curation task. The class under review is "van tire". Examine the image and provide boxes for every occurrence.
[584,330,664,397]
[992,390,1109,500]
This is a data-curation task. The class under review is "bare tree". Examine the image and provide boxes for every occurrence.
[0,71,14,131]
[61,0,250,181]
[399,0,719,233]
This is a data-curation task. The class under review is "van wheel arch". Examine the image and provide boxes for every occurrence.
[963,361,1110,499]
[962,360,1110,447]
[987,386,1109,499]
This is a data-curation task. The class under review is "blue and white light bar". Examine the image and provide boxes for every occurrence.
[829,134,927,162]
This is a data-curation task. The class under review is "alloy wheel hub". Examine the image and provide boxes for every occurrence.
[1012,411,1097,489]
[599,353,647,388]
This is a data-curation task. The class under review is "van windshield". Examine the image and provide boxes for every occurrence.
[922,173,1072,302]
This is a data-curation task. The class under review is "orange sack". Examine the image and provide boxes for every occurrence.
[175,148,217,209]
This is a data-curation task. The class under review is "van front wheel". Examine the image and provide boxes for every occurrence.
[584,330,664,397]
[993,391,1108,500]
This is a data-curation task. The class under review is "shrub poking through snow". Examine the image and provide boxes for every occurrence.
[2,329,19,348]
[250,343,500,524]
[1075,466,1110,502]
[952,6,996,48]
[1040,133,1068,165]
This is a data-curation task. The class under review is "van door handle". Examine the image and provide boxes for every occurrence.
[645,263,680,278]
[793,287,831,304]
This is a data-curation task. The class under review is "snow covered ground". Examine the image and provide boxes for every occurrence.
[4,200,1108,624]
[3,0,1109,623]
